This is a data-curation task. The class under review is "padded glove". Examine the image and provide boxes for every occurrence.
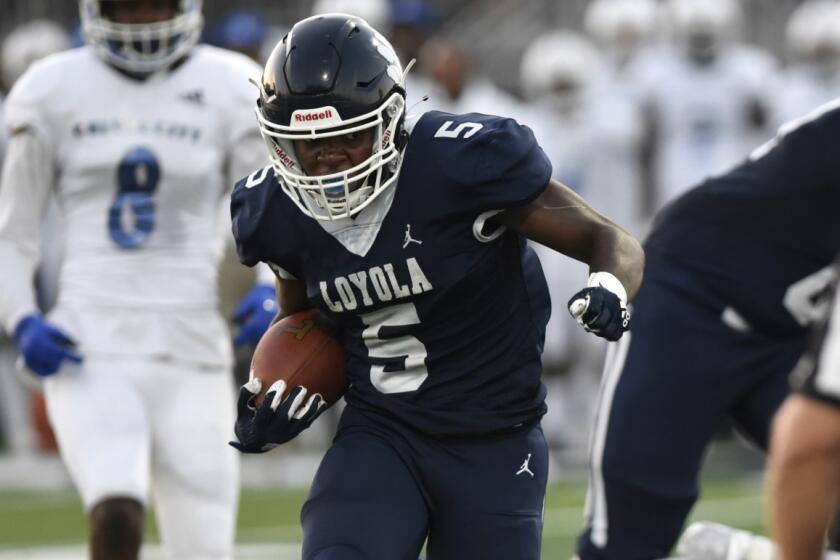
[229,378,326,453]
[568,272,631,342]
[13,313,82,377]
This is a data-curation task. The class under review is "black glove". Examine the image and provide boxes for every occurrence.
[568,286,630,342]
[229,378,326,454]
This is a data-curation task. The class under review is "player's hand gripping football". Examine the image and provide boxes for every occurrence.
[230,378,327,453]
[14,313,83,377]
[568,272,631,342]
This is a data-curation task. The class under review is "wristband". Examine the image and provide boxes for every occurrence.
[588,271,628,306]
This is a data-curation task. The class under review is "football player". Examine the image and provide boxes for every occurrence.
[0,1,270,558]
[583,0,661,76]
[228,14,644,559]
[575,100,840,559]
[631,0,777,210]
[0,18,73,456]
[772,0,840,125]
[666,285,840,560]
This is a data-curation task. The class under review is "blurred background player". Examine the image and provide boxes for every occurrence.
[0,0,271,558]
[666,283,840,560]
[772,0,840,126]
[204,10,267,62]
[0,17,71,457]
[631,0,776,211]
[583,0,660,81]
[576,100,840,560]
[420,36,529,121]
[389,0,442,111]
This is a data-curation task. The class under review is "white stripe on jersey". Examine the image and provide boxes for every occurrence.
[585,331,632,548]
[815,295,840,400]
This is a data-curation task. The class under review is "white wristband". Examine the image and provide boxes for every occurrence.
[588,272,628,306]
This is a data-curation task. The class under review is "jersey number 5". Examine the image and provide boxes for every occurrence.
[434,121,483,139]
[360,302,429,394]
[108,147,160,249]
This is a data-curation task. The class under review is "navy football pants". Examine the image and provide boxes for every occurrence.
[301,406,548,560]
[576,252,806,560]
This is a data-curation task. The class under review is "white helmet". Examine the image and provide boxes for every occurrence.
[785,0,840,63]
[1,20,71,89]
[520,30,602,113]
[311,0,392,35]
[664,0,741,58]
[584,0,660,62]
[80,0,203,74]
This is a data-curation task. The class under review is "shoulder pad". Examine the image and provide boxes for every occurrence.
[414,111,542,186]
[3,50,74,140]
[752,99,840,162]
[230,166,278,267]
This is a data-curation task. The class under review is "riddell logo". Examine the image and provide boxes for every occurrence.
[295,109,333,122]
[273,144,296,168]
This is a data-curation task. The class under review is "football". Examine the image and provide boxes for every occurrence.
[249,308,347,407]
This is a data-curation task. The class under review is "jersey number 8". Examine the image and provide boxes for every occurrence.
[108,147,161,249]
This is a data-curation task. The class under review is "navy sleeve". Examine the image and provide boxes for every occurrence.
[427,112,553,213]
[776,102,840,186]
[230,167,274,268]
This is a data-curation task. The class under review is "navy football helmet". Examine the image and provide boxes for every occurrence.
[80,0,203,74]
[254,14,408,221]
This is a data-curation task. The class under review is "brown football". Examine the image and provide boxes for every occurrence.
[249,308,347,407]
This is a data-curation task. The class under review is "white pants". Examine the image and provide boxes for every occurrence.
[44,355,239,560]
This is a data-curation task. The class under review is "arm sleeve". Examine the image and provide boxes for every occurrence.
[0,130,54,334]
[769,102,840,184]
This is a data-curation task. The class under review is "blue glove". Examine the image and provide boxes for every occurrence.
[229,378,326,454]
[13,314,83,377]
[568,286,630,342]
[232,284,277,347]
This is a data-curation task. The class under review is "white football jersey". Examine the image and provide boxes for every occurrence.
[531,75,647,236]
[0,45,264,365]
[771,66,840,127]
[632,44,777,208]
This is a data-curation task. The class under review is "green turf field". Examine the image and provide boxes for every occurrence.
[0,475,768,558]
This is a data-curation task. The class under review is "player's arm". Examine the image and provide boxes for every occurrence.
[769,394,840,560]
[0,128,82,374]
[271,276,311,325]
[499,178,644,297]
[498,179,644,341]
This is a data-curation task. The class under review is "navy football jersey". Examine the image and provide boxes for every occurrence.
[232,111,553,436]
[646,100,840,336]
